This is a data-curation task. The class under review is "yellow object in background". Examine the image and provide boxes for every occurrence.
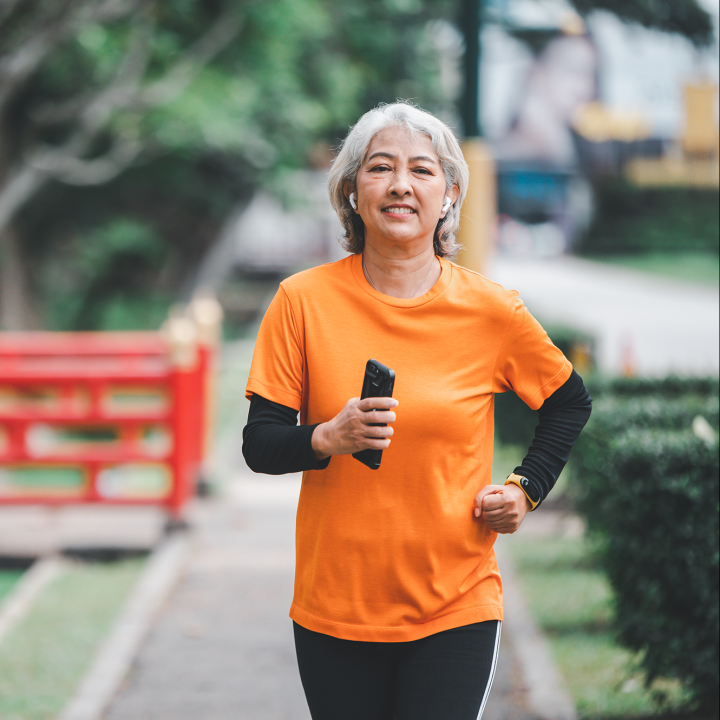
[624,83,719,188]
[456,139,496,276]
[682,83,719,158]
[571,102,652,143]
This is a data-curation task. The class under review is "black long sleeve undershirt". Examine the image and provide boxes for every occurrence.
[242,370,591,507]
[512,369,592,507]
[242,400,331,475]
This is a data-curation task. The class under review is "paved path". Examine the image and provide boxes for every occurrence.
[489,255,719,377]
[103,470,537,720]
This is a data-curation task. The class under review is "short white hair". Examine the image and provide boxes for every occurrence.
[328,102,469,258]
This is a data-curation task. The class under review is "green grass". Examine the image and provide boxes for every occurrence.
[0,558,145,720]
[500,531,692,718]
[0,570,24,603]
[491,441,693,716]
[592,252,719,286]
[215,339,255,433]
[209,339,257,490]
[550,632,692,719]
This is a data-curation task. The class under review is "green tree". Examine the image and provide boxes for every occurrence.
[0,0,713,330]
[0,0,455,330]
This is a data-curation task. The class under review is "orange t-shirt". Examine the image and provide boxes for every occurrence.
[246,253,571,642]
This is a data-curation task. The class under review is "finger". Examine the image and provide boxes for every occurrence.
[483,509,511,524]
[356,423,393,436]
[482,494,507,512]
[357,428,392,442]
[474,485,503,517]
[488,521,519,535]
[474,485,503,504]
[358,437,391,450]
[360,410,396,425]
[475,486,504,508]
[359,397,399,412]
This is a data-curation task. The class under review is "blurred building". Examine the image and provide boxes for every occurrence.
[201,0,719,296]
[480,0,719,255]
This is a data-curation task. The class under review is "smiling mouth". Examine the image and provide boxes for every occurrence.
[383,207,416,214]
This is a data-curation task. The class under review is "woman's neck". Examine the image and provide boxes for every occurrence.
[362,243,440,299]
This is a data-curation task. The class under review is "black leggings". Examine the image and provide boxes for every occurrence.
[293,620,502,720]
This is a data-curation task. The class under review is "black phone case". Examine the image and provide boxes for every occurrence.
[352,359,395,470]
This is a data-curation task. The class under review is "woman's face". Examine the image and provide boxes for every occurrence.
[350,126,457,253]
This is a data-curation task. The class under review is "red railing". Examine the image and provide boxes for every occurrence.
[0,296,222,521]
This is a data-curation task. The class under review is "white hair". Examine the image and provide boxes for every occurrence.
[328,102,469,258]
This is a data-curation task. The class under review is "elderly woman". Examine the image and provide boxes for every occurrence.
[243,102,591,720]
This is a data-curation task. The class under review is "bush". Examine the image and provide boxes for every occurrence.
[573,382,719,712]
[582,395,719,435]
[588,375,719,399]
[576,182,719,256]
[494,390,538,447]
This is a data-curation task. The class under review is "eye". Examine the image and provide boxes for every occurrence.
[369,164,391,172]
[413,167,433,175]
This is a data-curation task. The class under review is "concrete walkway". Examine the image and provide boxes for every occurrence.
[102,469,538,720]
[489,255,719,377]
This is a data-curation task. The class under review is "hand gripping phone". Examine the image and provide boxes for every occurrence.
[352,359,395,470]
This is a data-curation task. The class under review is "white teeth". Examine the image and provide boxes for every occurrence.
[384,207,414,214]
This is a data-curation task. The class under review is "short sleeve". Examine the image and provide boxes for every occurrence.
[492,296,572,410]
[245,285,305,411]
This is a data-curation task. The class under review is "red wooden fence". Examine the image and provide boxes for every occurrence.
[0,296,222,521]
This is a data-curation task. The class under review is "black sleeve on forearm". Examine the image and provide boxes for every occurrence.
[242,394,332,475]
[513,370,592,508]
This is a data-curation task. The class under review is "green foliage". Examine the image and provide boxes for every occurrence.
[4,0,713,331]
[494,390,538,447]
[572,381,720,711]
[10,0,454,175]
[3,0,456,330]
[41,218,172,330]
[502,534,693,718]
[580,395,719,434]
[577,182,720,257]
[588,374,719,399]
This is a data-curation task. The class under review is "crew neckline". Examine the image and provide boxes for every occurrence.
[351,252,453,308]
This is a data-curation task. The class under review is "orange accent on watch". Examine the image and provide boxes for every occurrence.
[505,473,540,511]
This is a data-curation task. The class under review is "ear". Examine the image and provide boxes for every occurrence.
[441,185,460,217]
[343,182,357,211]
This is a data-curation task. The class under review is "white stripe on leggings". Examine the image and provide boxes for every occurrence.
[476,620,502,720]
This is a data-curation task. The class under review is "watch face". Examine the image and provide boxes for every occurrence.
[519,476,541,503]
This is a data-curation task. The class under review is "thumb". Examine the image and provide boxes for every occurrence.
[474,485,503,518]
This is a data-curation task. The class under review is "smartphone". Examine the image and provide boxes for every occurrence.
[352,359,395,470]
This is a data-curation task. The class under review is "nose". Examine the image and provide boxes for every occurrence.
[388,169,413,197]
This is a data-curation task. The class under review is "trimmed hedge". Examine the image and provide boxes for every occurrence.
[494,390,538,447]
[588,375,719,399]
[576,182,719,256]
[573,382,719,711]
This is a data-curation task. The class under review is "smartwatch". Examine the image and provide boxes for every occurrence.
[505,473,541,511]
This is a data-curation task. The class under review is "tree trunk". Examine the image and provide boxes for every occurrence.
[0,225,38,330]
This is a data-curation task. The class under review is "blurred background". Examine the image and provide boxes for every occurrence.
[0,0,716,338]
[0,1,718,719]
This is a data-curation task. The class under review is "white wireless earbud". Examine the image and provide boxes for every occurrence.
[442,196,452,213]
[349,193,357,210]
